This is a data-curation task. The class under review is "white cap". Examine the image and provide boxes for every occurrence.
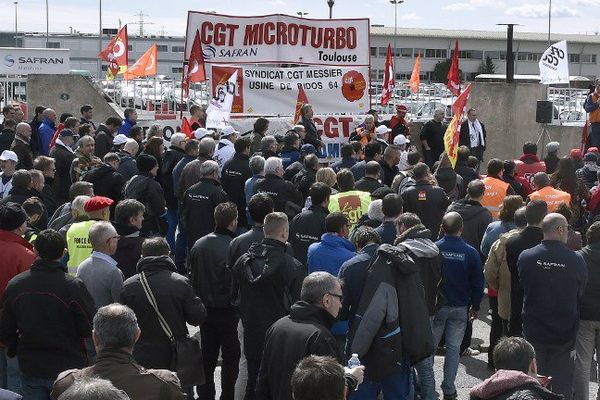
[221,125,239,137]
[375,125,392,136]
[113,134,128,146]
[194,128,210,140]
[393,134,409,146]
[0,150,18,162]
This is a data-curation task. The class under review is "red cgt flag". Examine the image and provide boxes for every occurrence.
[381,44,395,106]
[447,40,461,96]
[183,30,207,97]
[294,85,309,125]
[98,25,128,80]
[181,116,193,138]
[409,50,421,94]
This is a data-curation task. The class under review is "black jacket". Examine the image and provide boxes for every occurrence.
[293,168,317,200]
[50,142,76,205]
[503,174,527,200]
[11,136,33,170]
[349,244,433,379]
[401,182,451,239]
[0,259,96,379]
[83,163,125,206]
[0,187,34,206]
[379,160,398,188]
[189,227,236,309]
[289,205,328,267]
[459,120,487,149]
[435,166,463,201]
[124,174,166,235]
[255,174,303,215]
[301,116,321,150]
[231,238,305,360]
[447,198,493,255]
[355,176,384,194]
[544,153,560,174]
[120,256,206,370]
[161,146,185,210]
[330,157,357,172]
[256,302,339,400]
[179,178,228,248]
[222,153,252,227]
[40,177,58,217]
[94,125,114,160]
[505,226,544,337]
[30,117,42,157]
[117,151,138,182]
[112,222,145,280]
[455,161,479,187]
[578,243,600,321]
[396,224,444,315]
[0,129,15,154]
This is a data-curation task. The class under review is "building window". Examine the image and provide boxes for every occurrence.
[377,70,385,80]
[156,45,168,52]
[128,44,133,51]
[172,46,185,53]
[517,52,541,62]
[457,50,483,60]
[46,42,60,48]
[485,51,507,60]
[378,47,388,57]
[172,67,184,73]
[370,69,378,80]
[423,49,447,59]
[570,54,597,64]
[400,48,413,57]
[370,47,377,57]
[101,65,108,71]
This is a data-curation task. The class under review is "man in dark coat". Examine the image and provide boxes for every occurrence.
[0,230,96,399]
[79,105,97,130]
[300,104,322,151]
[222,137,252,229]
[231,212,305,400]
[459,109,486,162]
[420,109,446,168]
[120,237,206,370]
[112,199,145,280]
[355,161,384,194]
[161,133,187,250]
[50,129,77,205]
[29,105,45,157]
[255,157,302,216]
[94,117,122,160]
[10,122,33,170]
[256,272,363,400]
[330,143,357,172]
[0,119,16,154]
[83,153,124,211]
[350,142,382,181]
[0,170,33,206]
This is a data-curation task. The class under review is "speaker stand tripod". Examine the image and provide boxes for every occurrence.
[536,123,552,158]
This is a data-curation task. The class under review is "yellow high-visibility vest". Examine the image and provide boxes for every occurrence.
[66,220,96,275]
[328,190,372,232]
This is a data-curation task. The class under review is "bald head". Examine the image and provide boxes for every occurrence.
[533,172,550,190]
[123,139,139,156]
[442,211,463,236]
[541,213,569,243]
[16,122,32,139]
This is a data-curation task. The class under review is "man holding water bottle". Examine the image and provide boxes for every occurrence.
[255,272,364,400]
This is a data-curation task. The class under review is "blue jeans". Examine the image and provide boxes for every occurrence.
[166,209,178,252]
[414,317,436,400]
[432,306,468,396]
[0,349,21,394]
[20,374,54,400]
[350,361,411,400]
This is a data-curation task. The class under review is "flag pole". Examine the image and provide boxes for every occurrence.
[180,62,185,120]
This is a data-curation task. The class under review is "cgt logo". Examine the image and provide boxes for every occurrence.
[202,45,216,60]
[4,55,14,67]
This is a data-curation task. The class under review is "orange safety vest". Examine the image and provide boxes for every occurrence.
[528,186,571,212]
[589,93,600,124]
[514,160,546,186]
[481,176,510,220]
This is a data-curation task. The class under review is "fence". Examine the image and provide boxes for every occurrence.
[547,87,589,126]
[0,76,27,113]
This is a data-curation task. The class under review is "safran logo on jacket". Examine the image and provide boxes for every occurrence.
[441,251,466,261]
[536,259,566,269]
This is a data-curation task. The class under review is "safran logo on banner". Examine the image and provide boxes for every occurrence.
[4,55,14,67]
[203,45,217,60]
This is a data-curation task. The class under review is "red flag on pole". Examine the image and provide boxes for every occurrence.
[181,116,193,138]
[447,40,461,96]
[444,83,473,167]
[409,50,421,94]
[381,44,395,106]
[98,25,128,80]
[183,30,207,97]
[294,85,309,125]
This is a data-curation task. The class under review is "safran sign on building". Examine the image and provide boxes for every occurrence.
[0,48,70,75]
[185,12,370,66]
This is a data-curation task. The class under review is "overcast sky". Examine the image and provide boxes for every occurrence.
[5,0,600,37]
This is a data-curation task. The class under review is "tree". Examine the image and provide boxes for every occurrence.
[477,56,496,74]
[432,59,463,83]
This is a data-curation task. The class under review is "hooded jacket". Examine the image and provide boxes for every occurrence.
[255,302,339,400]
[120,255,206,369]
[231,238,306,360]
[349,244,434,379]
[396,224,443,315]
[435,166,463,201]
[117,151,139,182]
[470,369,563,400]
[124,173,166,235]
[289,205,329,267]
[83,163,125,205]
[94,125,115,160]
[112,222,145,280]
[447,198,493,254]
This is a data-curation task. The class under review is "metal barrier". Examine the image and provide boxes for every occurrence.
[548,87,589,126]
[0,76,27,111]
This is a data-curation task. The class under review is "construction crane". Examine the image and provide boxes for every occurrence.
[128,11,154,36]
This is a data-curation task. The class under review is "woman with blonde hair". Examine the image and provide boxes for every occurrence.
[303,167,338,209]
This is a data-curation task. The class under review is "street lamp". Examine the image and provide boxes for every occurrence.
[547,0,551,45]
[327,0,335,19]
[14,2,18,48]
[45,0,49,47]
[390,0,404,81]
[98,0,102,79]
[297,12,308,18]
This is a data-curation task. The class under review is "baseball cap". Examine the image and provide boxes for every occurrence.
[375,125,392,136]
[113,134,128,146]
[194,128,210,140]
[584,152,598,162]
[220,126,239,137]
[0,150,18,162]
[393,134,409,146]
[301,144,317,155]
[570,149,583,159]
[84,196,114,213]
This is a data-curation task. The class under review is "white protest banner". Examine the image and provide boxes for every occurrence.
[210,64,370,115]
[0,47,70,75]
[539,40,569,85]
[184,12,370,66]
[206,70,238,130]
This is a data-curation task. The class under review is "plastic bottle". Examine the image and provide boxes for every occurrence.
[347,353,361,368]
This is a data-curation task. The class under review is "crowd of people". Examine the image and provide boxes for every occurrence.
[0,99,599,400]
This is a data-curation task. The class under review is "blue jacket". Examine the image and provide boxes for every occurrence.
[519,240,587,345]
[308,233,356,336]
[331,157,357,172]
[244,175,262,225]
[375,221,397,245]
[338,243,378,327]
[480,221,516,257]
[38,118,56,155]
[119,118,136,136]
[280,149,300,169]
[435,235,484,311]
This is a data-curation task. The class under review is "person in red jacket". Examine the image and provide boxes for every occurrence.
[0,202,35,393]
